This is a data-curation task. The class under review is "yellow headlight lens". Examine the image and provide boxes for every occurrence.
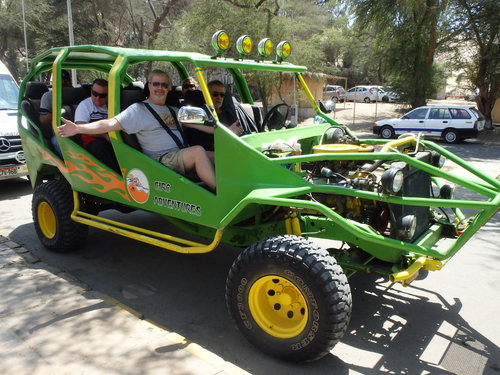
[258,38,273,58]
[211,30,230,54]
[277,41,291,60]
[236,35,253,55]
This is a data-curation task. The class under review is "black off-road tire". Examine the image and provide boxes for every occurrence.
[225,235,352,362]
[32,179,89,252]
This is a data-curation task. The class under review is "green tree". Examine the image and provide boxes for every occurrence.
[350,0,453,108]
[451,0,499,122]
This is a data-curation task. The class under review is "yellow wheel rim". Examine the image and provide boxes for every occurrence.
[248,275,308,338]
[37,201,57,239]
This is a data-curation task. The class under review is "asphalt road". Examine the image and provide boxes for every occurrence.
[1,140,499,375]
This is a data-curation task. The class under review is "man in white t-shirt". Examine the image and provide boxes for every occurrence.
[74,78,119,171]
[57,70,216,191]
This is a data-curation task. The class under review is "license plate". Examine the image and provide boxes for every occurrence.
[0,165,28,179]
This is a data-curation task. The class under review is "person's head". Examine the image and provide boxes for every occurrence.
[181,77,197,95]
[90,78,108,106]
[61,70,72,87]
[49,70,72,88]
[147,70,170,105]
[208,80,226,111]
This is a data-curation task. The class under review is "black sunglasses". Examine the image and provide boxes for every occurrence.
[183,84,196,90]
[211,91,225,98]
[91,89,107,98]
[151,81,169,88]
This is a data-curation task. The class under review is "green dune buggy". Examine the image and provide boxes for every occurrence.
[18,38,499,362]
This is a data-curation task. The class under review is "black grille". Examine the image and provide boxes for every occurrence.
[389,152,431,242]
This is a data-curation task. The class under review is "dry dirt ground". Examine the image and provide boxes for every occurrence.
[300,99,500,145]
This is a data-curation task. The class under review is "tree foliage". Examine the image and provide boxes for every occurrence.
[0,0,496,119]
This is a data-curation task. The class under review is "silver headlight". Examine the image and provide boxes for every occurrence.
[395,214,417,241]
[381,167,404,194]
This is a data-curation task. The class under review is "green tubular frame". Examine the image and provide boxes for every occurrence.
[17,45,500,282]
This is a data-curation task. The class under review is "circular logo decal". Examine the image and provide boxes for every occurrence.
[126,169,150,204]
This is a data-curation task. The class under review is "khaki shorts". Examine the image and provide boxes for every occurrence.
[158,149,185,175]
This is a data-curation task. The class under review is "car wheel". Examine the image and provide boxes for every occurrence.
[364,97,371,103]
[332,97,339,103]
[225,235,351,362]
[442,129,459,144]
[32,179,89,252]
[382,96,389,103]
[380,125,395,139]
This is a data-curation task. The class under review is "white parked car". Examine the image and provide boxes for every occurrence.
[345,86,384,103]
[0,61,29,180]
[373,105,485,143]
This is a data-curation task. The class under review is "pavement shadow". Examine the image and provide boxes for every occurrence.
[8,212,500,374]
[339,274,500,375]
[0,178,32,200]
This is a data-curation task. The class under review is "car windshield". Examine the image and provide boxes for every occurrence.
[0,74,19,110]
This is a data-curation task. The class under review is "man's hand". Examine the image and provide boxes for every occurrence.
[229,120,243,136]
[58,117,79,137]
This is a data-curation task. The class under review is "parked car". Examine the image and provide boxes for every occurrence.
[381,86,400,103]
[345,86,384,103]
[373,105,485,143]
[0,60,29,181]
[323,85,346,102]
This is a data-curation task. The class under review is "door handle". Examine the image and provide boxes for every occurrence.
[419,120,424,123]
[443,120,448,123]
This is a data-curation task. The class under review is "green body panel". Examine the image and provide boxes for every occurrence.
[17,45,500,275]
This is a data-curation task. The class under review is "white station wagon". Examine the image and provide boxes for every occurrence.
[373,105,486,143]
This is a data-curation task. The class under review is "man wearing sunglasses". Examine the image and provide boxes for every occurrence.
[72,78,119,171]
[181,76,197,97]
[58,70,216,191]
[207,80,244,136]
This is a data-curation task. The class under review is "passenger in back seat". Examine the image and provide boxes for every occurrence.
[74,78,120,172]
[39,70,72,153]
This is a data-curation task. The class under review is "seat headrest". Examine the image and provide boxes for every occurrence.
[62,87,89,105]
[183,90,205,107]
[120,89,146,110]
[24,81,48,100]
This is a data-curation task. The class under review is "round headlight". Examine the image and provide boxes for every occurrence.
[211,30,230,56]
[395,214,417,241]
[236,35,253,56]
[439,184,455,199]
[276,41,291,61]
[381,167,404,194]
[430,151,445,168]
[258,38,273,58]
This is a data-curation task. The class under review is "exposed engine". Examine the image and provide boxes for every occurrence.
[303,129,435,242]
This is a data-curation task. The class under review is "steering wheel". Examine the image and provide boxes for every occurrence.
[262,103,290,131]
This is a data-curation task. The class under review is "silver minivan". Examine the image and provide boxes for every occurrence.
[0,61,28,180]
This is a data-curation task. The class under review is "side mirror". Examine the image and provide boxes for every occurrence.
[319,100,335,114]
[177,105,216,126]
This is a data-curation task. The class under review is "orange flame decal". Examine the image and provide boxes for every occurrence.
[40,149,130,202]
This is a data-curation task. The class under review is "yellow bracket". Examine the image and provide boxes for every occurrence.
[71,192,222,254]
[390,256,444,286]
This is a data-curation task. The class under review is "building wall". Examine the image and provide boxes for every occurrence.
[492,98,500,124]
